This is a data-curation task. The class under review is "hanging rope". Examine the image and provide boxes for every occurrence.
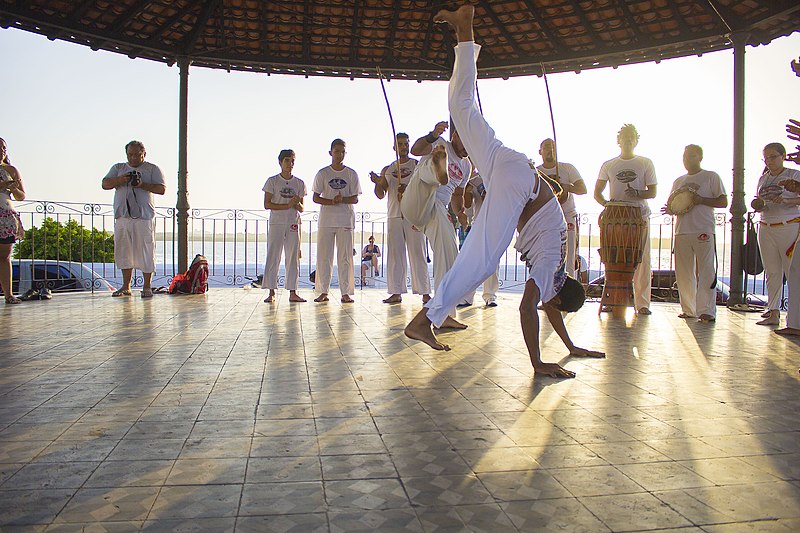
[540,62,561,188]
[376,66,403,194]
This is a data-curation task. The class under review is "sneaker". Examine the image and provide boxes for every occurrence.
[485,298,497,307]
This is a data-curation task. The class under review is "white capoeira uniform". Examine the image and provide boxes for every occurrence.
[381,159,431,296]
[313,165,362,297]
[537,162,583,278]
[462,171,499,305]
[424,41,550,328]
[757,167,800,313]
[262,173,306,291]
[400,137,471,311]
[597,155,657,310]
[670,170,726,318]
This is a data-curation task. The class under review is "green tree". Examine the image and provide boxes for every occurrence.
[13,218,115,262]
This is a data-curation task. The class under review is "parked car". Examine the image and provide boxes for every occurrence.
[585,269,767,306]
[0,260,115,296]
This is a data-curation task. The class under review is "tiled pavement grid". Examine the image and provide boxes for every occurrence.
[0,288,799,532]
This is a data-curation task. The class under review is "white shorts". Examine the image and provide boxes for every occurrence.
[114,217,156,273]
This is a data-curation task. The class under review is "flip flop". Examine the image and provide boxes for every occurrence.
[112,289,132,297]
[4,295,22,304]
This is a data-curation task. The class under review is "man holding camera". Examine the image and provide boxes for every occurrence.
[102,140,166,298]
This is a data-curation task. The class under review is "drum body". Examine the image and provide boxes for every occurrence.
[598,202,646,317]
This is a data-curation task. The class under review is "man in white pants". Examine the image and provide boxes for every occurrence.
[405,5,604,377]
[536,138,587,278]
[262,149,306,304]
[662,145,727,322]
[461,168,500,307]
[594,124,658,315]
[313,139,361,303]
[401,120,471,316]
[369,133,431,304]
[102,140,166,298]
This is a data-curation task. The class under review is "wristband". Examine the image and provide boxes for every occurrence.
[424,132,439,144]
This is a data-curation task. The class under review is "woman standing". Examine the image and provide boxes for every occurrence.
[0,138,26,304]
[752,142,800,325]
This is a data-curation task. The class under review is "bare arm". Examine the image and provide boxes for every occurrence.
[313,192,333,206]
[102,174,129,190]
[371,170,388,199]
[519,280,576,378]
[342,194,359,205]
[566,179,587,195]
[140,182,166,195]
[695,193,728,209]
[411,121,448,156]
[450,186,467,229]
[593,180,608,206]
[2,166,25,201]
[543,302,605,358]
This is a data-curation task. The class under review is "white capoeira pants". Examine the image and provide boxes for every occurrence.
[400,156,460,316]
[315,227,355,296]
[263,222,300,291]
[565,212,578,278]
[758,222,799,311]
[674,232,716,318]
[114,217,156,273]
[787,240,800,329]
[424,41,535,328]
[386,216,430,295]
[463,269,500,305]
[633,222,652,311]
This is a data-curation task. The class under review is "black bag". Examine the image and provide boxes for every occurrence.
[743,215,764,276]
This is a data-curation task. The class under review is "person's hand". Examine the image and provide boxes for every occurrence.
[569,346,606,358]
[432,121,448,137]
[779,179,800,194]
[661,204,672,216]
[787,119,800,142]
[751,197,765,211]
[788,147,800,165]
[369,171,380,184]
[397,183,407,195]
[333,193,342,205]
[532,362,576,378]
[625,185,639,199]
[791,57,800,77]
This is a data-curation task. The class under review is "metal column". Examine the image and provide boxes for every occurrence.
[177,57,191,273]
[728,32,748,306]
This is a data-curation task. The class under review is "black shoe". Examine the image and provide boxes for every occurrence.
[456,302,472,308]
[39,288,53,300]
[20,288,39,301]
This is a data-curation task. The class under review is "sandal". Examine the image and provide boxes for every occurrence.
[4,295,21,304]
[112,288,132,297]
[141,289,154,298]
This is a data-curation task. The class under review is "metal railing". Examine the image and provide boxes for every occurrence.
[9,199,779,306]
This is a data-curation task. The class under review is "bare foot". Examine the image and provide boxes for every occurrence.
[532,362,576,379]
[431,144,449,185]
[698,314,715,323]
[678,313,695,319]
[775,327,800,336]
[314,294,329,303]
[289,292,306,303]
[422,294,431,304]
[433,5,475,42]
[405,309,451,350]
[341,295,354,303]
[437,316,468,330]
[383,295,402,304]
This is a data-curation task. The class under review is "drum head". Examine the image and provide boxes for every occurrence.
[668,188,695,215]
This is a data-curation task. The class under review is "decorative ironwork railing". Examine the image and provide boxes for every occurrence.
[9,200,777,307]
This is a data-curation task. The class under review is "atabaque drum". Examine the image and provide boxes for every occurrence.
[598,202,646,317]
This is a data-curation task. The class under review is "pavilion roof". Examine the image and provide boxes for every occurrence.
[1,1,798,80]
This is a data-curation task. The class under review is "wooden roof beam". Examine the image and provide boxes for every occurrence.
[477,0,527,57]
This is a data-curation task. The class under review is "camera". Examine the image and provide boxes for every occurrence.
[128,170,142,187]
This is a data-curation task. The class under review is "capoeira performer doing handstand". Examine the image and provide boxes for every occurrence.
[400,121,472,325]
[369,133,431,304]
[405,5,604,377]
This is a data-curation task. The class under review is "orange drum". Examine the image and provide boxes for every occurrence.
[598,202,646,317]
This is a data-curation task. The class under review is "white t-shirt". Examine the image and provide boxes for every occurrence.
[313,165,362,228]
[433,138,471,206]
[670,169,726,235]
[536,162,583,217]
[105,161,166,220]
[756,167,800,223]
[381,158,418,219]
[263,174,306,225]
[597,155,657,217]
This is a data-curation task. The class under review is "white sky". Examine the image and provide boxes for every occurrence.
[2,28,799,216]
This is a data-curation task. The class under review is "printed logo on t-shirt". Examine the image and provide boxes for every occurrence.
[328,178,347,190]
[290,224,299,232]
[448,162,464,184]
[615,169,638,183]
[279,186,296,199]
[759,184,784,197]
[390,167,413,181]
[567,221,575,231]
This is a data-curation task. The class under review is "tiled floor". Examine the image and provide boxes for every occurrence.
[1,288,799,532]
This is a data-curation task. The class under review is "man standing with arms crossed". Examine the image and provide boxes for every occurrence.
[369,133,431,304]
[594,124,658,315]
[537,138,587,279]
[102,140,166,298]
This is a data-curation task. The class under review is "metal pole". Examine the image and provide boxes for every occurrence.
[177,57,191,273]
[728,32,748,306]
